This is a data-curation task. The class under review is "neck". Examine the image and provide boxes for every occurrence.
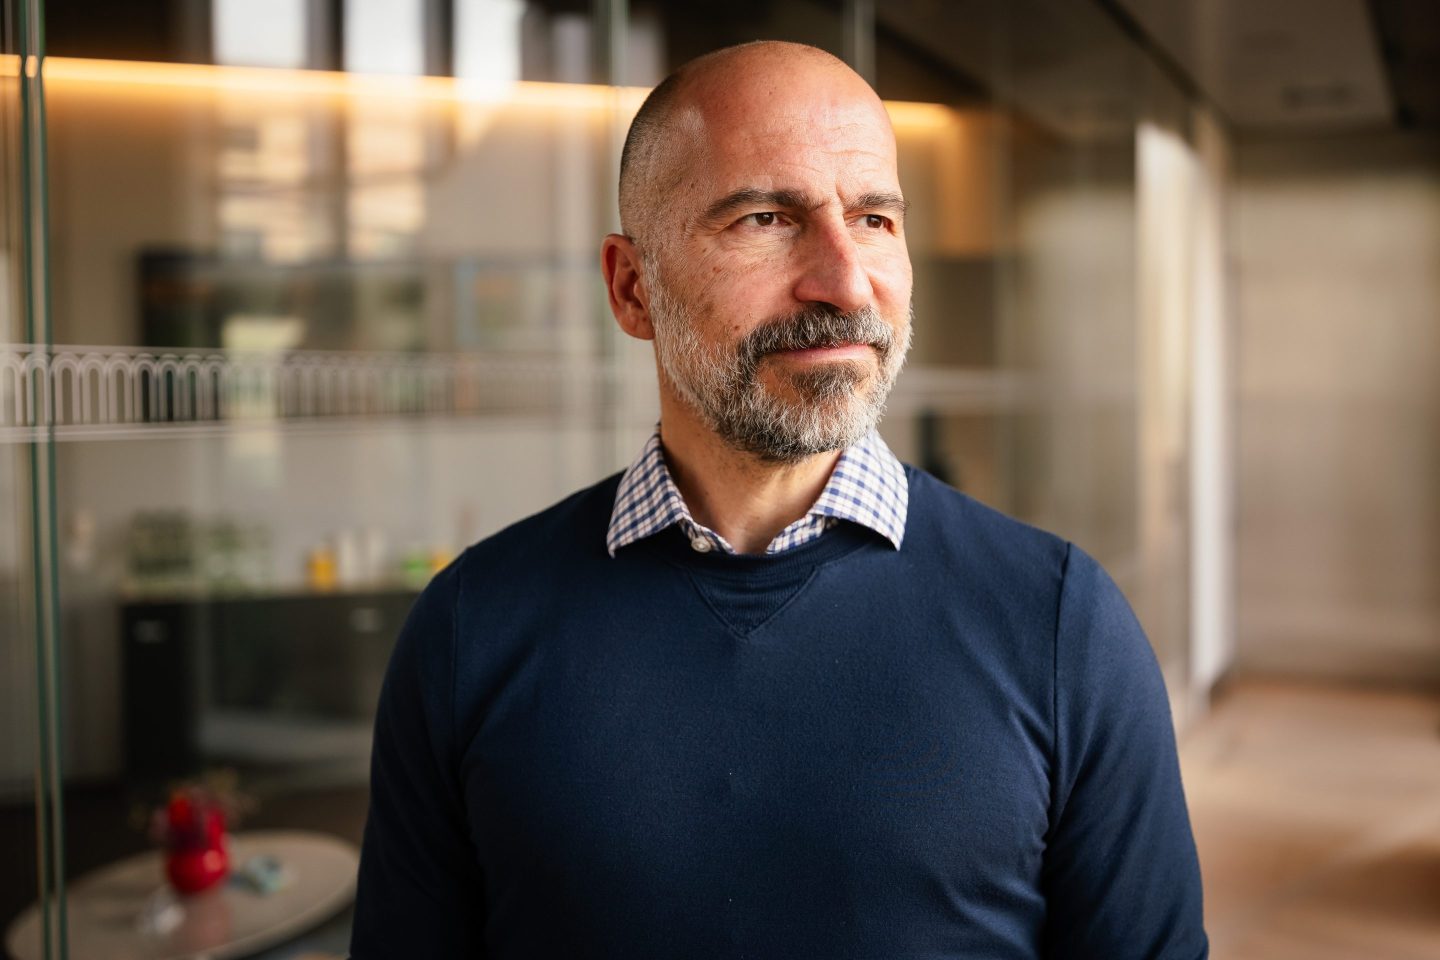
[658,393,842,555]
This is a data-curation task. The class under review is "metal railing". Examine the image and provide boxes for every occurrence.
[0,343,615,438]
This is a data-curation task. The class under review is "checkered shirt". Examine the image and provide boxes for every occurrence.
[606,427,909,557]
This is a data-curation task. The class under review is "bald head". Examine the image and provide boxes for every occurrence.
[618,41,893,246]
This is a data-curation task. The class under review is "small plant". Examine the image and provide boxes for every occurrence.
[138,768,258,895]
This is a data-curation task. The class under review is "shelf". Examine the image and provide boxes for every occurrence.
[118,583,423,606]
[0,342,617,441]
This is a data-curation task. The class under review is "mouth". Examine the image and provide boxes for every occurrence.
[771,342,876,363]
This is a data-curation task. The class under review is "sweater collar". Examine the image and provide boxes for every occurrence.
[606,426,908,558]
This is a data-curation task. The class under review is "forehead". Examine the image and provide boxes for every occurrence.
[687,89,900,197]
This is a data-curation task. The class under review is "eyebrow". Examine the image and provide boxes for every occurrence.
[697,187,909,227]
[699,188,819,226]
[851,191,910,221]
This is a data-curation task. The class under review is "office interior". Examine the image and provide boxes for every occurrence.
[1,0,1437,957]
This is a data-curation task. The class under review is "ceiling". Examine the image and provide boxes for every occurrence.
[875,0,1165,142]
[1370,0,1440,129]
[873,0,1439,142]
[1116,0,1439,132]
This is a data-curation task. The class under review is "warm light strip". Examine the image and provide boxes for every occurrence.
[37,56,956,128]
[43,56,642,110]
[883,100,960,129]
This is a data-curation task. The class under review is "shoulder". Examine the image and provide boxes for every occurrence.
[395,471,624,684]
[1054,541,1162,698]
[462,471,623,572]
[402,472,622,630]
[901,466,1152,671]
[906,467,1147,655]
[902,464,1071,589]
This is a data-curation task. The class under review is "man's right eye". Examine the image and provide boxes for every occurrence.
[744,212,778,227]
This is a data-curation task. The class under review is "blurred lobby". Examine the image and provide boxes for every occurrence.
[1,0,1437,957]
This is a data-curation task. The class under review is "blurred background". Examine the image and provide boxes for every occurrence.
[0,0,1436,957]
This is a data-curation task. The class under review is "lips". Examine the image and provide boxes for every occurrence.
[775,341,875,359]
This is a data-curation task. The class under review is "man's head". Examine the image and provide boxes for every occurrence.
[602,41,913,463]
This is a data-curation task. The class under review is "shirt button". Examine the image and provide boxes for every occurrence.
[690,536,713,553]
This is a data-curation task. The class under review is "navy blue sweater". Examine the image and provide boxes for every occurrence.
[351,466,1207,958]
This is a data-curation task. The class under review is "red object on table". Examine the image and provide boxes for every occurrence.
[163,791,230,895]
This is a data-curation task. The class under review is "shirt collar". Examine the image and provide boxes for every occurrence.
[606,427,909,557]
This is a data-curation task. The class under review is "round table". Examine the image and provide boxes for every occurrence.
[5,830,359,960]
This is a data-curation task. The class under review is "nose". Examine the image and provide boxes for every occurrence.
[791,218,874,315]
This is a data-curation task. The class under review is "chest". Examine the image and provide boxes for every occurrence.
[457,573,1054,955]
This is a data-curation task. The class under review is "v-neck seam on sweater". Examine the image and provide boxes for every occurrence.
[645,528,876,640]
[682,564,822,641]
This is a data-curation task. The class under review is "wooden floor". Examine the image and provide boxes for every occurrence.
[1180,679,1440,959]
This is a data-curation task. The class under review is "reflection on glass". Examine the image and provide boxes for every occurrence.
[29,9,620,954]
[455,0,526,86]
[345,0,424,76]
[213,0,308,69]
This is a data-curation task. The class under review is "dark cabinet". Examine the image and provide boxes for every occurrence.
[120,589,419,782]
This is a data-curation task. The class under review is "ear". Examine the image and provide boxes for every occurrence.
[601,233,655,341]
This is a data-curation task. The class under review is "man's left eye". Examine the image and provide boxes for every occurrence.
[865,214,890,229]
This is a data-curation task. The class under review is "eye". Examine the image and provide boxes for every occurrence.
[862,214,891,230]
[744,212,780,227]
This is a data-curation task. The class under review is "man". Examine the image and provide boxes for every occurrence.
[351,41,1208,959]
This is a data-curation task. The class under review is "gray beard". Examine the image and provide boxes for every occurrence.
[645,254,912,463]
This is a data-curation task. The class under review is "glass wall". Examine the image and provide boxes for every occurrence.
[3,0,66,957]
[2,1,1214,956]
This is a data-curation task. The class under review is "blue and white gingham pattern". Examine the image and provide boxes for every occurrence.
[607,427,909,556]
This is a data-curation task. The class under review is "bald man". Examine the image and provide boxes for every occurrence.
[352,42,1208,959]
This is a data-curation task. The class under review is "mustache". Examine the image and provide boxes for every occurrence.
[738,304,894,366]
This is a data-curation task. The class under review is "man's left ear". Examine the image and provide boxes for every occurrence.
[600,234,655,341]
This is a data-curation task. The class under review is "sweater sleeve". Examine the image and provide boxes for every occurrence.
[350,552,488,958]
[1040,544,1208,959]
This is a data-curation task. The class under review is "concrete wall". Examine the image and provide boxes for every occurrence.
[1234,131,1440,684]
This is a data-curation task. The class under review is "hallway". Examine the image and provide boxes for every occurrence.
[1182,680,1440,958]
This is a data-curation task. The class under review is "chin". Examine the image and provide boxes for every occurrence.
[774,365,872,403]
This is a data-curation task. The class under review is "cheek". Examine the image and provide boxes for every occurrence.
[865,253,912,310]
[688,260,779,336]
